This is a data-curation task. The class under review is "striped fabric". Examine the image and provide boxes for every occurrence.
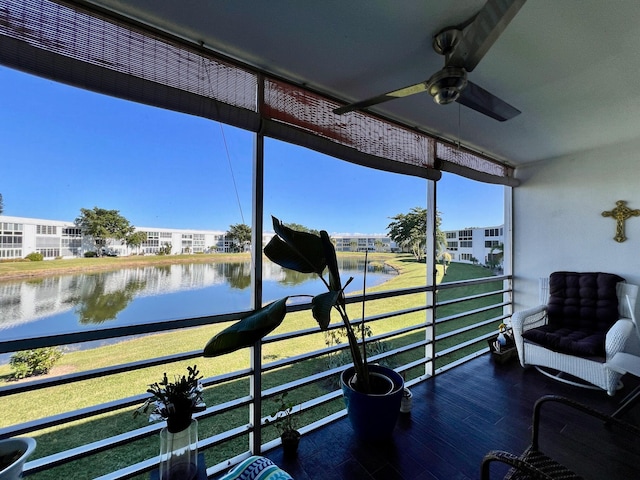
[220,456,293,480]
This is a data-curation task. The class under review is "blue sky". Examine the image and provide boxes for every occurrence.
[0,65,504,234]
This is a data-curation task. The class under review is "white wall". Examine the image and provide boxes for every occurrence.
[513,136,640,311]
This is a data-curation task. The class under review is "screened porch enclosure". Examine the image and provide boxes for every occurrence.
[0,1,521,478]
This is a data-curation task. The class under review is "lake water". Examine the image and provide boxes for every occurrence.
[0,258,395,344]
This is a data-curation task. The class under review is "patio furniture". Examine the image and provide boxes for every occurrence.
[480,395,640,479]
[511,272,638,395]
[606,295,640,418]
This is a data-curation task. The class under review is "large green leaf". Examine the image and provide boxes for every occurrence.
[264,216,326,274]
[312,291,339,330]
[320,230,342,292]
[203,297,288,357]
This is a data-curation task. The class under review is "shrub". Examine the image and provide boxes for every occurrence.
[84,251,98,258]
[25,252,44,262]
[9,347,63,379]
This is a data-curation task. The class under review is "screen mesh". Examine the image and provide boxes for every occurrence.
[0,0,517,185]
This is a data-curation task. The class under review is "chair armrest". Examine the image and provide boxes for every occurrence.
[531,395,640,450]
[511,305,548,334]
[480,450,555,480]
[606,318,635,358]
[511,306,548,366]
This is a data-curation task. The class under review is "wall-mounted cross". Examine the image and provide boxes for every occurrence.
[601,200,640,242]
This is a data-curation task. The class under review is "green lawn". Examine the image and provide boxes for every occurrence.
[0,256,502,479]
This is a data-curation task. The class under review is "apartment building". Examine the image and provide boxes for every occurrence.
[444,225,504,267]
[0,215,229,258]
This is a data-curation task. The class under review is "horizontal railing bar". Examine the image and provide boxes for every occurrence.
[436,288,509,307]
[436,314,509,341]
[0,310,250,354]
[22,395,255,473]
[0,350,201,397]
[2,276,503,353]
[438,275,509,291]
[262,318,431,373]
[262,365,346,398]
[208,451,254,479]
[263,303,430,347]
[436,301,509,324]
[436,331,498,357]
[98,424,253,480]
[25,422,160,474]
[262,340,433,400]
[435,348,489,375]
[0,370,253,438]
[397,357,433,374]
[91,455,159,480]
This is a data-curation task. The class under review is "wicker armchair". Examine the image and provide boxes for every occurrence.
[511,272,638,395]
[481,395,640,479]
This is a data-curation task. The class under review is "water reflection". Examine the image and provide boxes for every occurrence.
[0,259,395,339]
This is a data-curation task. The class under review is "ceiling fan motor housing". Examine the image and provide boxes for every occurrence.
[427,66,468,104]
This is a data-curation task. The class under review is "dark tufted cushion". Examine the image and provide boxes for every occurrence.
[523,272,624,357]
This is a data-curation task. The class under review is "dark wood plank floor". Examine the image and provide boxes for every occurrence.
[261,356,640,480]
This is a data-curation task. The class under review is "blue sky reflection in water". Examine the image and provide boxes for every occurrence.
[0,260,396,342]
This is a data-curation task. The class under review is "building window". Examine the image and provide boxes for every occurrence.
[37,248,60,258]
[460,241,472,247]
[62,227,82,236]
[36,225,57,235]
[485,240,500,248]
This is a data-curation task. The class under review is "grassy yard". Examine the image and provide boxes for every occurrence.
[0,256,502,479]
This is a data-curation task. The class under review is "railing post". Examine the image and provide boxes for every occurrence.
[250,78,265,453]
[504,185,513,321]
[426,179,437,377]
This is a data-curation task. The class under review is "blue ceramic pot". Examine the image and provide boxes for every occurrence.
[340,364,404,441]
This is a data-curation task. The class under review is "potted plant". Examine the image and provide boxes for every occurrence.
[134,365,205,480]
[0,437,36,480]
[203,216,404,441]
[266,391,300,456]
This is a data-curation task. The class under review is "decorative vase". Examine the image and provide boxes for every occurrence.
[159,419,198,480]
[340,364,404,441]
[0,437,36,480]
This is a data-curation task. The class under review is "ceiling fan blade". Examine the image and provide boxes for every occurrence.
[456,81,520,121]
[333,81,428,115]
[447,0,526,72]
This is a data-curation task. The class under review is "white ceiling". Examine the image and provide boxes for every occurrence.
[86,0,640,167]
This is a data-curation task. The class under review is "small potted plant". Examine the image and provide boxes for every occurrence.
[266,392,300,456]
[135,365,205,480]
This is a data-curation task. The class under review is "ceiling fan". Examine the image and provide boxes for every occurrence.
[333,0,526,122]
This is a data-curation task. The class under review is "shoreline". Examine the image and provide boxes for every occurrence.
[0,251,396,282]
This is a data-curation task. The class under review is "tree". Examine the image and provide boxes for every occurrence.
[488,242,504,270]
[284,222,319,236]
[0,193,3,215]
[125,231,148,255]
[75,207,134,256]
[387,207,444,262]
[438,251,452,275]
[227,223,251,252]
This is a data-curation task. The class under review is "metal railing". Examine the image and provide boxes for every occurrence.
[0,275,511,479]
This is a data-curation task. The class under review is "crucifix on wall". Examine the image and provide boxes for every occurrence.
[601,200,640,242]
